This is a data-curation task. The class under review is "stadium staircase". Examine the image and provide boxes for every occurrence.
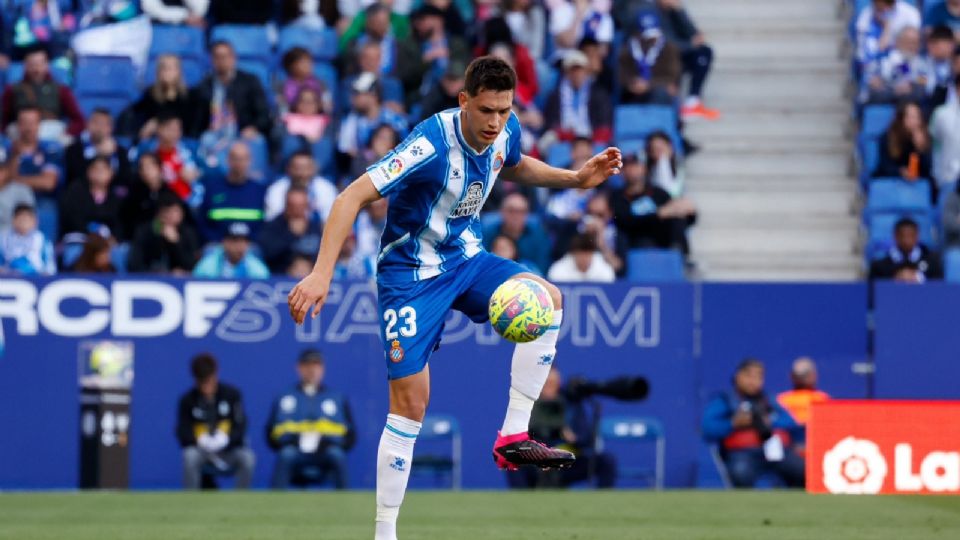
[683,0,861,281]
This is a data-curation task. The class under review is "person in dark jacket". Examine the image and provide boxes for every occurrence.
[257,186,321,274]
[702,359,805,488]
[121,153,180,240]
[189,41,271,139]
[611,153,696,253]
[59,156,124,239]
[127,191,199,274]
[64,108,131,190]
[654,0,719,120]
[130,54,196,141]
[208,0,273,24]
[1,46,85,137]
[266,349,356,489]
[176,353,255,490]
[870,217,943,282]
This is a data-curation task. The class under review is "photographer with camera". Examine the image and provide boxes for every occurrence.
[506,368,648,489]
[702,359,805,488]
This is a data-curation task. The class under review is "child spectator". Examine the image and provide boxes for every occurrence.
[141,0,208,26]
[131,55,195,142]
[865,27,932,104]
[282,88,332,145]
[543,50,613,145]
[193,221,270,279]
[280,47,333,113]
[152,113,201,204]
[127,191,199,274]
[618,11,682,105]
[872,101,934,198]
[870,217,943,282]
[547,233,616,283]
[71,233,116,273]
[855,0,921,68]
[266,151,337,224]
[0,203,55,275]
[59,156,125,239]
[647,131,685,197]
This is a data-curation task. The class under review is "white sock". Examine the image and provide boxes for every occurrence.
[500,309,563,436]
[375,414,421,540]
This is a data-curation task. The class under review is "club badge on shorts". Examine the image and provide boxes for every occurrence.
[389,340,405,363]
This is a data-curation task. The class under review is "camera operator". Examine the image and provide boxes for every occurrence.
[702,358,805,488]
[506,368,648,489]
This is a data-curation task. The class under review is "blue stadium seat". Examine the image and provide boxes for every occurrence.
[143,55,207,87]
[867,179,932,212]
[866,210,935,259]
[211,25,272,63]
[74,56,137,117]
[147,24,208,87]
[534,61,558,110]
[614,105,683,157]
[858,135,880,183]
[277,26,338,62]
[237,59,272,95]
[313,61,339,104]
[861,104,896,139]
[627,249,686,282]
[598,416,665,489]
[410,414,462,489]
[945,248,960,283]
[546,142,571,168]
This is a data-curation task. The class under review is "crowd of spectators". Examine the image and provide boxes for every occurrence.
[0,0,709,281]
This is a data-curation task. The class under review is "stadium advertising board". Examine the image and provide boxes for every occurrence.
[807,401,960,495]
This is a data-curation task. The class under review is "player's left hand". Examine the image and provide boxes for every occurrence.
[576,147,622,189]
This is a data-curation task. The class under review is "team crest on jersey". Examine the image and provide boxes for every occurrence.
[452,181,484,218]
[389,340,405,363]
[492,151,505,172]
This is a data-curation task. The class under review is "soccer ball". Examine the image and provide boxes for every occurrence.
[488,278,554,343]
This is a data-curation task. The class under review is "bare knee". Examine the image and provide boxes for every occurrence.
[389,371,430,422]
[390,394,428,422]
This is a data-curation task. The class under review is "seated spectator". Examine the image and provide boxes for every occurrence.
[141,0,208,26]
[131,55,195,142]
[545,138,596,252]
[506,368,617,489]
[282,88,333,148]
[209,0,273,24]
[932,45,960,111]
[543,50,613,145]
[611,153,696,253]
[855,0,921,68]
[872,101,934,196]
[942,182,960,247]
[70,233,116,273]
[355,197,389,262]
[547,233,616,283]
[176,353,255,490]
[490,234,541,275]
[332,232,375,279]
[931,75,960,190]
[926,26,957,110]
[0,203,55,275]
[422,0,470,38]
[1,47,84,138]
[647,131,685,197]
[191,41,271,141]
[152,113,201,204]
[474,17,537,107]
[265,151,337,224]
[581,192,626,277]
[870,217,943,282]
[59,156,124,239]
[286,252,315,278]
[579,36,616,94]
[0,143,36,230]
[397,5,470,107]
[280,47,333,114]
[350,123,401,183]
[865,27,932,104]
[267,349,355,490]
[654,0,719,120]
[65,107,131,189]
[197,141,265,242]
[776,357,829,457]
[503,0,546,61]
[547,0,614,58]
[618,12,682,105]
[280,0,340,29]
[127,191,199,274]
[258,186,322,273]
[702,359,805,488]
[337,73,409,160]
[483,193,551,274]
[6,1,76,61]
[419,61,466,121]
[121,152,180,237]
[193,221,270,279]
[339,2,410,58]
[341,40,405,114]
[3,107,62,229]
[924,0,960,36]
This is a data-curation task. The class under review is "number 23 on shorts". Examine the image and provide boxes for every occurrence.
[383,306,418,339]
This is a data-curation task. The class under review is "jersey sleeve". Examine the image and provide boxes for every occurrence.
[366,122,440,197]
[503,112,523,168]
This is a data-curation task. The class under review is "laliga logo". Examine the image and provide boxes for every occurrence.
[822,437,888,494]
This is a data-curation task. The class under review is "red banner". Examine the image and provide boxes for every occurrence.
[807,400,960,494]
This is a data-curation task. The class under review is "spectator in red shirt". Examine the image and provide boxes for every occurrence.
[1,46,85,137]
[154,113,201,203]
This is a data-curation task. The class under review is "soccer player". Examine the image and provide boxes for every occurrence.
[287,56,621,540]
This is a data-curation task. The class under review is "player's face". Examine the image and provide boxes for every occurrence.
[459,88,514,149]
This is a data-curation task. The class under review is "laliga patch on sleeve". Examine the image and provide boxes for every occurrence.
[382,137,436,182]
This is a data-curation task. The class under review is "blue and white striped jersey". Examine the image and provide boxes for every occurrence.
[367,108,523,285]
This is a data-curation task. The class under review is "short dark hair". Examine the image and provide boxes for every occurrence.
[929,25,955,42]
[298,348,324,364]
[894,217,919,233]
[873,0,895,6]
[569,233,598,253]
[138,152,160,168]
[90,107,112,118]
[190,353,218,381]
[156,111,181,125]
[286,150,315,168]
[735,358,764,375]
[13,203,36,217]
[286,185,309,198]
[209,40,234,54]
[22,44,49,60]
[87,155,112,171]
[157,191,182,210]
[282,46,311,73]
[464,56,517,97]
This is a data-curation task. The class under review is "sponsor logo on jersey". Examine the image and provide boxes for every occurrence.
[452,181,484,218]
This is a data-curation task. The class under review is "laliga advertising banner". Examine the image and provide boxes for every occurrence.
[807,401,960,495]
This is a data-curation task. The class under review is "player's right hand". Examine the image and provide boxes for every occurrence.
[287,271,331,325]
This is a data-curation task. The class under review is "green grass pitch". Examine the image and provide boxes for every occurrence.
[1,491,959,539]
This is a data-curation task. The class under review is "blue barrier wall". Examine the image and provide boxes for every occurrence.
[0,278,952,490]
